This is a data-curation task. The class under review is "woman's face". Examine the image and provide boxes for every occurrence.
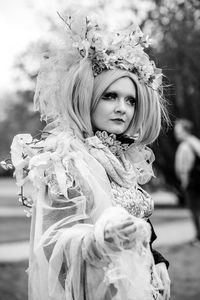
[91,77,137,135]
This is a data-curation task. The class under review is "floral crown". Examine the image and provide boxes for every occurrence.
[33,12,163,122]
[57,12,162,89]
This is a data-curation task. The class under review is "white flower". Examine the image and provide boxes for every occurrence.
[55,13,163,88]
[10,134,34,167]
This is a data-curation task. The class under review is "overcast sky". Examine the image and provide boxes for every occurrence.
[0,0,150,93]
[0,0,55,91]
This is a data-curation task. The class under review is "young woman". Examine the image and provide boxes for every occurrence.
[10,12,170,300]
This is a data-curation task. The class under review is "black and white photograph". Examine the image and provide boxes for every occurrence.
[0,0,200,299]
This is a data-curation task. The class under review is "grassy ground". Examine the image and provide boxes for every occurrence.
[0,243,200,300]
[0,217,30,243]
[0,261,28,300]
[159,244,200,300]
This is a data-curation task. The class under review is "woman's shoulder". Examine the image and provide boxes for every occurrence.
[10,133,44,164]
[186,135,200,157]
[10,130,87,189]
[11,129,85,160]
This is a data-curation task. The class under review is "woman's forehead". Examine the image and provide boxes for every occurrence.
[105,77,137,96]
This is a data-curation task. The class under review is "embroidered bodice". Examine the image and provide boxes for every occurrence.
[111,181,153,218]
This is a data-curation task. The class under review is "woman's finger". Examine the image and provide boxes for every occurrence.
[116,219,134,230]
[120,224,137,235]
[163,281,171,300]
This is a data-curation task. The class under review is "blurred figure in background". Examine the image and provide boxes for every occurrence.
[174,119,200,244]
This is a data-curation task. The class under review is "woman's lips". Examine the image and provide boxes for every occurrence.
[111,118,125,123]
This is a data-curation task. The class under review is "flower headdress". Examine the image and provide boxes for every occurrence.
[34,11,163,122]
[57,12,162,88]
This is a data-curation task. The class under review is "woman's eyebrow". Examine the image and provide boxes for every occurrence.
[127,95,137,99]
[102,91,118,96]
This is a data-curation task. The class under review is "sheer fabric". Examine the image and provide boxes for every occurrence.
[11,129,163,300]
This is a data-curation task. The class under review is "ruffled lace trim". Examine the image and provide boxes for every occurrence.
[95,131,130,157]
[94,130,155,185]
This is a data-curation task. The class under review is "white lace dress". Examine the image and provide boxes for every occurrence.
[10,129,163,300]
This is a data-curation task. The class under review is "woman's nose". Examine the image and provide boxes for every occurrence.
[115,98,126,114]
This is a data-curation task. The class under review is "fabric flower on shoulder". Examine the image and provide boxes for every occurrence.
[9,134,46,215]
[10,134,40,186]
[125,145,155,185]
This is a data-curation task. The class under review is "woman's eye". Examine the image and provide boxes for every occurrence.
[127,98,136,106]
[102,93,117,100]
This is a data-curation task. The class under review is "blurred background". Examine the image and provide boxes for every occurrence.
[0,0,200,299]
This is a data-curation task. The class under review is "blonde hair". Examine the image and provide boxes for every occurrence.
[59,59,94,137]
[92,69,168,145]
[59,62,168,144]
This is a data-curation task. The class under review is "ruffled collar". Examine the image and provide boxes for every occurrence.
[86,130,154,186]
[94,131,135,157]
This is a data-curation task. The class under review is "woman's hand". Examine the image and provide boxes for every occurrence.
[104,217,138,250]
[155,262,171,300]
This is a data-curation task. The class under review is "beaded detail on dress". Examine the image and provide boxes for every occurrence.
[111,181,154,218]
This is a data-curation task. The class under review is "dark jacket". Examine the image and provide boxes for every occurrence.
[148,219,169,269]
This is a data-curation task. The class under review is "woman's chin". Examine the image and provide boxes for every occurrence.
[93,125,126,135]
[106,127,126,135]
